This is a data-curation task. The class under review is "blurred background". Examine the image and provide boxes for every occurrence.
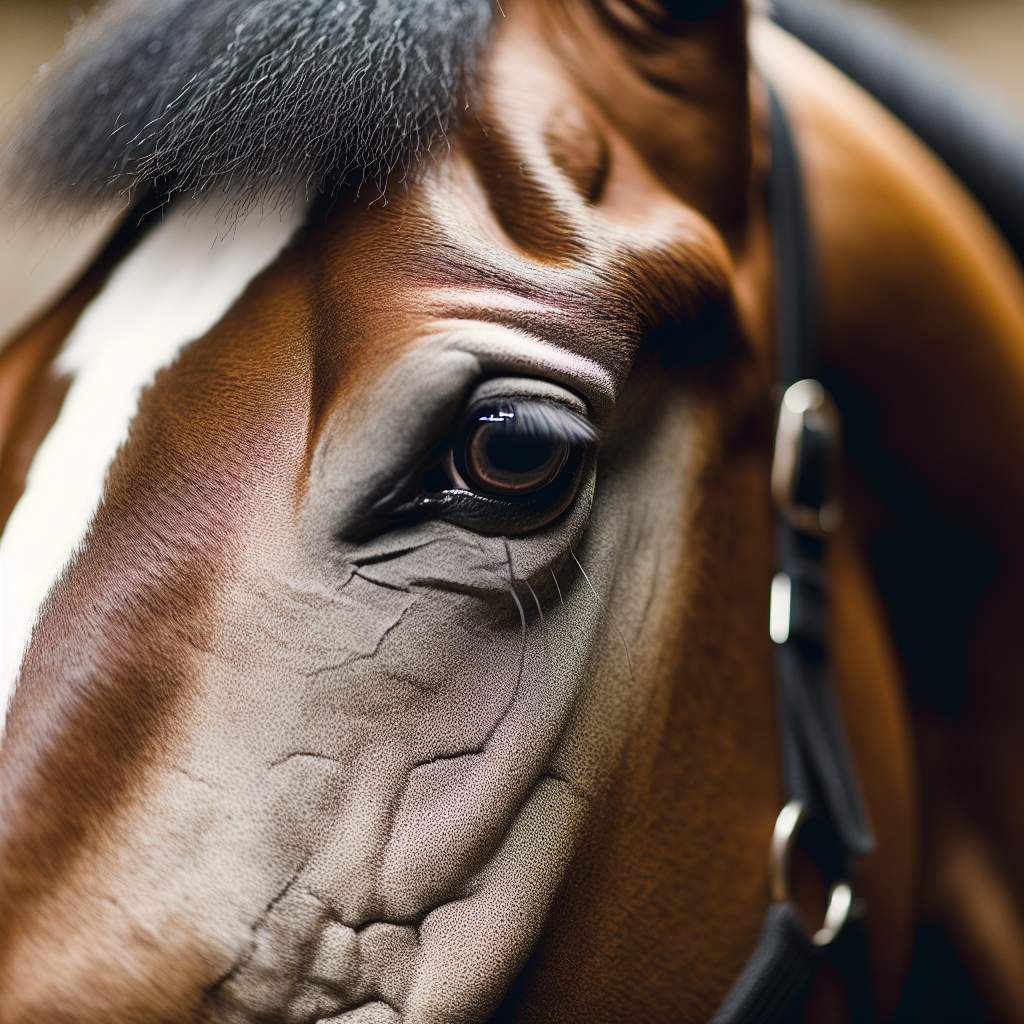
[1,0,1023,339]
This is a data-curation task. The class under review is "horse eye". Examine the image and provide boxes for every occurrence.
[456,413,570,497]
[443,398,595,504]
[401,395,595,534]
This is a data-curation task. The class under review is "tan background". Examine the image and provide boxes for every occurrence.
[1,0,1023,339]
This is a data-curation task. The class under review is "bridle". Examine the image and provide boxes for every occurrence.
[709,87,876,1023]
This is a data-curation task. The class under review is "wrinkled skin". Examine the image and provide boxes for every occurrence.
[1,2,1024,1022]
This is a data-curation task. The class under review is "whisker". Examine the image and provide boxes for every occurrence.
[503,542,527,625]
[522,577,551,666]
[523,579,544,625]
[549,567,565,610]
[569,547,635,681]
[503,539,529,692]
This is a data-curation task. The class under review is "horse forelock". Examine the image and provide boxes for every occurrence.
[9,0,497,211]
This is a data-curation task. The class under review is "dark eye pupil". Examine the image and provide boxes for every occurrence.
[482,430,553,476]
[460,418,569,496]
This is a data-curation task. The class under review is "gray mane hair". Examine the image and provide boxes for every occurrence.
[10,0,497,209]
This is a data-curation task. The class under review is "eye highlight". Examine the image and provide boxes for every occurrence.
[449,400,596,499]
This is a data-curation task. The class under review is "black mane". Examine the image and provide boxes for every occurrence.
[11,0,496,207]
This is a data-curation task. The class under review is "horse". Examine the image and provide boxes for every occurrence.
[1,0,1023,1020]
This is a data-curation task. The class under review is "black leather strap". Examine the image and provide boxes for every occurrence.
[765,87,818,387]
[710,905,818,1024]
[710,85,875,1024]
[766,81,873,860]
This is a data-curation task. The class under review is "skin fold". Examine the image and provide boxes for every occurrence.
[0,2,1021,1021]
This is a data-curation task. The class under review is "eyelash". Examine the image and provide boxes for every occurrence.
[462,399,598,449]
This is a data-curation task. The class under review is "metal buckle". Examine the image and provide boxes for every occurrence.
[770,801,854,948]
[771,380,843,537]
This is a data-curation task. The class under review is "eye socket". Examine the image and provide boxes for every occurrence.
[453,407,571,497]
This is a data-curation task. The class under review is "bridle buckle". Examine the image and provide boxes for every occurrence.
[771,380,843,537]
[771,801,856,948]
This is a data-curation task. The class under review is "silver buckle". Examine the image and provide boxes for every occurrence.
[771,380,843,537]
[770,801,855,948]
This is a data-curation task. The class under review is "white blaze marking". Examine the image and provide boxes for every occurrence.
[0,200,306,734]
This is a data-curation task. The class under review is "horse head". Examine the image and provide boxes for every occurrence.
[3,1,1024,1021]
